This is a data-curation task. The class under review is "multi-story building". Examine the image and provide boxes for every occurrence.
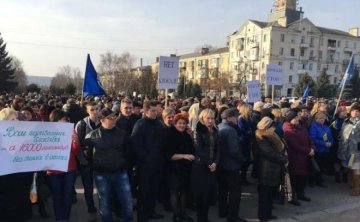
[179,47,230,96]
[228,0,360,97]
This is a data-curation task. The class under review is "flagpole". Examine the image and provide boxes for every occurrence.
[333,54,355,118]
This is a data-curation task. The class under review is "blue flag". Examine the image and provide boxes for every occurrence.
[83,54,106,97]
[301,83,309,104]
[339,54,355,89]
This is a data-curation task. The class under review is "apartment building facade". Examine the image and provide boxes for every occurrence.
[228,0,360,97]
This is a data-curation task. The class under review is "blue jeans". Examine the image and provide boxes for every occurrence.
[48,171,77,221]
[94,170,133,222]
[79,164,97,213]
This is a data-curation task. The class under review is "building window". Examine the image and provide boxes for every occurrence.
[310,37,315,47]
[354,42,357,49]
[337,40,341,48]
[289,75,293,83]
[335,65,339,73]
[262,62,265,69]
[320,38,323,46]
[334,77,337,84]
[280,34,285,42]
[231,52,235,58]
[234,65,238,70]
[287,88,293,97]
[279,47,284,56]
[264,34,267,42]
[301,36,306,44]
[290,48,295,57]
[310,50,314,58]
[309,63,313,71]
[300,48,305,57]
[278,61,282,66]
[290,62,294,70]
[318,50,323,59]
[345,41,349,47]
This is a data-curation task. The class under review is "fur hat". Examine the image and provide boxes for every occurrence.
[257,117,274,130]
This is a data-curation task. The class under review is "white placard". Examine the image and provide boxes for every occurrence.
[158,56,179,89]
[266,64,283,85]
[0,121,73,176]
[247,80,261,103]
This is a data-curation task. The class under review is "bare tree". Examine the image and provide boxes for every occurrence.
[50,66,83,94]
[10,56,27,93]
[98,51,136,95]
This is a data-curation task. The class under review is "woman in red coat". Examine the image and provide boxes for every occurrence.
[283,110,315,206]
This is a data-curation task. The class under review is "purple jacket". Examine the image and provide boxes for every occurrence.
[283,122,314,176]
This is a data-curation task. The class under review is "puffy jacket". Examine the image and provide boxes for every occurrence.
[256,133,287,187]
[218,120,244,170]
[283,122,314,176]
[84,126,130,172]
[193,122,219,167]
[309,122,334,154]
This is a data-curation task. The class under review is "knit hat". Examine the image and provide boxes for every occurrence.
[285,110,298,122]
[257,117,274,130]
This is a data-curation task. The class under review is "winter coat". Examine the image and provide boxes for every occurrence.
[218,120,244,171]
[338,118,360,169]
[165,126,195,175]
[115,114,138,136]
[131,117,165,165]
[283,122,314,176]
[256,131,287,187]
[193,121,219,167]
[309,122,334,154]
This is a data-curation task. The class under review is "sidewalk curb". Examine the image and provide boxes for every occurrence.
[276,202,360,221]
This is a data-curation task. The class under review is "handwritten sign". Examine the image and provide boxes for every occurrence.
[266,64,283,85]
[158,56,180,89]
[247,80,261,103]
[0,121,73,176]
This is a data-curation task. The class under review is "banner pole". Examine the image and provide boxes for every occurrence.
[165,89,169,109]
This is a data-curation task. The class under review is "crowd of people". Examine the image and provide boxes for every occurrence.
[0,93,360,222]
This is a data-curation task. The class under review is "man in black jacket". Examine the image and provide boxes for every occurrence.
[218,108,247,222]
[131,100,165,222]
[115,98,138,136]
[85,108,132,222]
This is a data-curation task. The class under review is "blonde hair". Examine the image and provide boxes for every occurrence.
[0,108,17,120]
[162,108,175,119]
[199,108,215,124]
[271,108,282,121]
[238,104,251,120]
[310,101,327,116]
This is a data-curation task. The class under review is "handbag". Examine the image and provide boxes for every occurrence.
[29,173,38,204]
[310,156,321,173]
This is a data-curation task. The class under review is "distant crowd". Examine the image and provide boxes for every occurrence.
[0,92,360,222]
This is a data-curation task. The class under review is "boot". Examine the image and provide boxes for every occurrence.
[351,174,360,196]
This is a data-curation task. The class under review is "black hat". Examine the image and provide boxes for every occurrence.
[285,110,298,122]
[100,108,114,119]
[221,108,240,119]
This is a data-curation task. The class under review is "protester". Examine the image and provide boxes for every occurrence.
[218,108,246,222]
[338,104,360,195]
[84,108,133,222]
[283,110,315,206]
[47,109,80,222]
[256,117,287,222]
[75,102,100,221]
[191,108,219,222]
[131,101,165,222]
[165,113,195,222]
[309,112,334,188]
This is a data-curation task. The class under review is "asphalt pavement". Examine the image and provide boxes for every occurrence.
[28,174,360,222]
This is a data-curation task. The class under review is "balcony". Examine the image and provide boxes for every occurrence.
[327,45,336,51]
[297,68,307,74]
[300,43,309,48]
[309,56,316,61]
[233,57,243,63]
[344,47,353,53]
[299,56,308,61]
[249,54,259,61]
[250,42,259,48]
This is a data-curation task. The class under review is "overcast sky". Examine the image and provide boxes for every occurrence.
[1,0,360,77]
